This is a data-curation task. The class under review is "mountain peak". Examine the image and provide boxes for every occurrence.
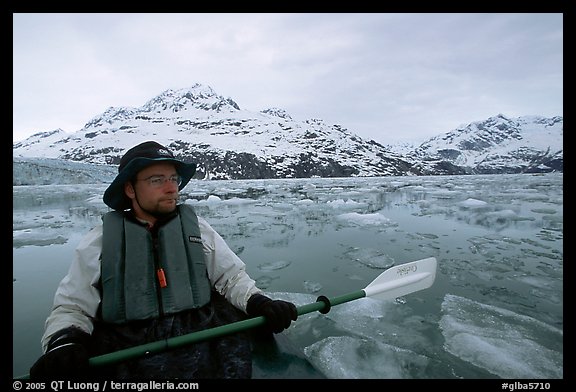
[142,83,241,114]
[12,84,562,178]
[261,107,292,120]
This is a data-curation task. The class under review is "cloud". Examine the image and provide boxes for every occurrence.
[13,13,563,144]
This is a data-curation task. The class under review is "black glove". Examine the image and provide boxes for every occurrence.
[29,327,91,379]
[247,294,298,334]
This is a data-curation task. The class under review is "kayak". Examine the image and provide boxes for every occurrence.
[251,332,326,379]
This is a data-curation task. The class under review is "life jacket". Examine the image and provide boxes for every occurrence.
[100,204,212,323]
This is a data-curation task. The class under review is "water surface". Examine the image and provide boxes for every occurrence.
[13,173,563,379]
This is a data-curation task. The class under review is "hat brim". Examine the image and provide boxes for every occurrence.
[103,157,197,210]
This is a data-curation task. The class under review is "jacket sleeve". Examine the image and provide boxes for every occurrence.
[198,216,262,313]
[41,224,104,353]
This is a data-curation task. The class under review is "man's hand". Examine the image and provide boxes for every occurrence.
[247,294,298,333]
[29,327,91,379]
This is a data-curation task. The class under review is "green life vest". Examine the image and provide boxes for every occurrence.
[100,205,211,323]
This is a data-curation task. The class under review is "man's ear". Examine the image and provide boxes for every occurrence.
[124,182,135,200]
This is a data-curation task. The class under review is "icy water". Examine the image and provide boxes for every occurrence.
[13,173,563,379]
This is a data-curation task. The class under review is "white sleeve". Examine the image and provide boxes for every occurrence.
[198,216,262,313]
[41,224,103,352]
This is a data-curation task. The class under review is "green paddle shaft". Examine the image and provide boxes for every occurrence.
[89,290,365,367]
[17,257,436,378]
[14,290,366,378]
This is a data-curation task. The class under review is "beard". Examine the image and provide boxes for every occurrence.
[150,199,178,218]
[146,203,179,227]
[131,192,178,223]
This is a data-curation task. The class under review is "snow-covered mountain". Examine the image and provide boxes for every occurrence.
[404,114,563,175]
[13,84,416,179]
[13,83,562,182]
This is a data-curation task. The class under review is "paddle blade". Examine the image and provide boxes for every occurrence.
[363,257,437,300]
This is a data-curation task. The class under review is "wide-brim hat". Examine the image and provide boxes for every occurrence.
[103,141,197,210]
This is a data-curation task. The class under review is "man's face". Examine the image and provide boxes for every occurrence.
[124,162,180,222]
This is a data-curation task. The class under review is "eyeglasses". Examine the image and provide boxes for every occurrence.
[136,174,182,188]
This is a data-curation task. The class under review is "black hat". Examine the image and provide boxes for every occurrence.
[103,141,197,210]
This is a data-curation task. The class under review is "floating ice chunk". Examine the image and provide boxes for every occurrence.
[430,189,461,199]
[344,247,395,269]
[487,209,517,218]
[188,194,258,205]
[458,198,488,208]
[254,275,279,290]
[206,195,222,203]
[440,294,563,379]
[265,291,316,308]
[327,296,389,322]
[530,208,557,215]
[185,195,222,205]
[13,232,68,248]
[295,199,314,205]
[303,280,323,293]
[304,335,430,379]
[327,199,365,208]
[258,260,292,271]
[336,212,396,227]
[221,197,256,204]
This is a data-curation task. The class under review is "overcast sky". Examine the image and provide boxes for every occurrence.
[13,13,563,145]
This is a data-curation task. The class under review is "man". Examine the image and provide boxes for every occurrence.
[30,141,298,379]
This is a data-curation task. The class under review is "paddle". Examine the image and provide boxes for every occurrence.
[18,256,437,377]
